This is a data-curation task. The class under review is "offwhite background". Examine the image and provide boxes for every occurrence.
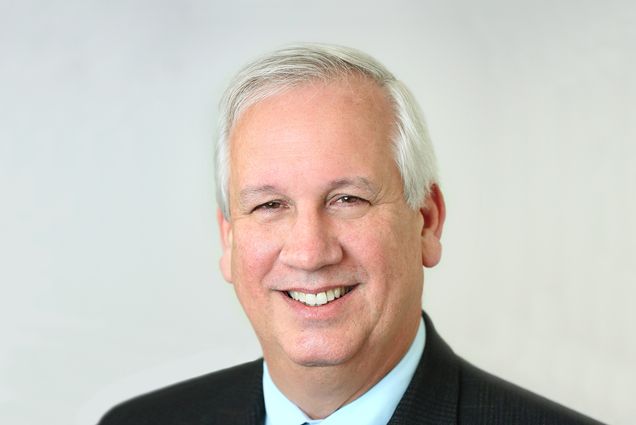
[1,1,634,424]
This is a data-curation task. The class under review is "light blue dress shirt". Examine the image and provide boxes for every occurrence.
[263,317,426,425]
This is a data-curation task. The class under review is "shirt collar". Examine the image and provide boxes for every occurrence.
[263,316,426,425]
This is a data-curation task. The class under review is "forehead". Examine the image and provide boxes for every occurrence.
[227,77,398,197]
[231,77,393,153]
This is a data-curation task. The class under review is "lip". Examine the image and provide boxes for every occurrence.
[278,284,358,319]
[281,284,355,294]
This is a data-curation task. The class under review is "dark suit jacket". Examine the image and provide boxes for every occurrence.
[99,313,602,424]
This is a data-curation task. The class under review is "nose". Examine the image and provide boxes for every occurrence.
[279,208,343,271]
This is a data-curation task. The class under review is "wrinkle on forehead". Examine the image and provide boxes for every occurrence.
[229,81,394,171]
[237,177,381,208]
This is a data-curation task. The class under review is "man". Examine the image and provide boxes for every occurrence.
[99,44,601,424]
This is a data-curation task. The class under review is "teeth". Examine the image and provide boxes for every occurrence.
[326,289,335,301]
[288,286,350,307]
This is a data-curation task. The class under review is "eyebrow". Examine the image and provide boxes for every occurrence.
[327,177,378,194]
[237,177,379,207]
[237,185,282,210]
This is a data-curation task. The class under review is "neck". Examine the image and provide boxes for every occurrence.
[265,316,420,419]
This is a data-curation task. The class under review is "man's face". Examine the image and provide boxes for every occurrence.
[218,77,442,372]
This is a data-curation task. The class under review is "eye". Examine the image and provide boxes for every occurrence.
[252,200,285,212]
[332,195,366,206]
[328,194,371,218]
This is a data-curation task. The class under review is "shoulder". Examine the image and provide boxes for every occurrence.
[457,359,602,424]
[401,312,603,424]
[98,359,265,425]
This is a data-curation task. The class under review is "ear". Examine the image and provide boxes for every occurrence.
[420,184,446,268]
[217,208,233,283]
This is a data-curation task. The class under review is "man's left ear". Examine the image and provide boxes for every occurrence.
[217,208,233,283]
[419,184,446,268]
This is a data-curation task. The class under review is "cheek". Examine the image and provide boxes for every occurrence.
[231,225,283,284]
[344,213,420,262]
[346,213,423,292]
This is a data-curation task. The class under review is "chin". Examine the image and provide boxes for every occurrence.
[285,339,357,368]
[291,355,349,368]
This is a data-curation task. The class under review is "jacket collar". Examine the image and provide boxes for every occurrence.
[387,312,460,424]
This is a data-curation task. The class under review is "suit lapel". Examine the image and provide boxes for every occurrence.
[214,359,266,425]
[387,312,460,424]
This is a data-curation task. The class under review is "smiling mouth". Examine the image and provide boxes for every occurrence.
[286,286,353,307]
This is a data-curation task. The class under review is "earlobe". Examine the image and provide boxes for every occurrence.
[217,208,233,283]
[420,184,446,268]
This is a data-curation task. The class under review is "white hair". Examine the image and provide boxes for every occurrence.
[215,43,438,218]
